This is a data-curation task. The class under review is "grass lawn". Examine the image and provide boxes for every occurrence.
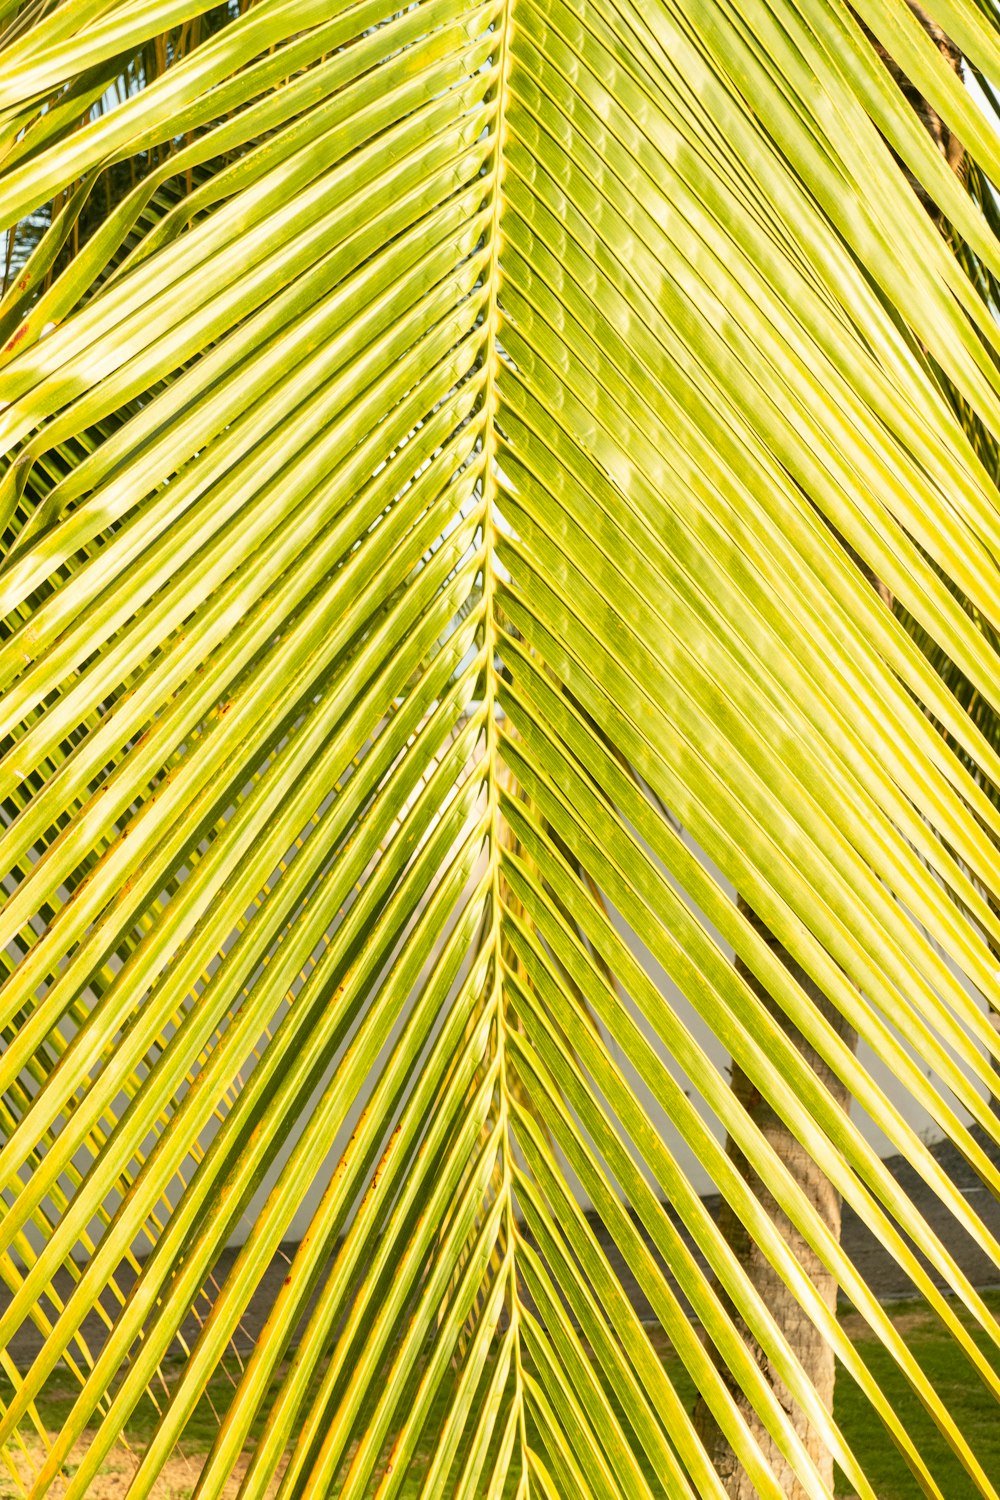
[3,1293,999,1497]
[830,1295,1000,1499]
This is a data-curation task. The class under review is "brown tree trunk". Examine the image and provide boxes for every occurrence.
[694,13,965,1493]
[692,903,856,1498]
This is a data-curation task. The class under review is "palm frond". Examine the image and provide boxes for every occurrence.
[3,0,1000,1495]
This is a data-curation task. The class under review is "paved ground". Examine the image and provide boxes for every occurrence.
[5,1125,1000,1373]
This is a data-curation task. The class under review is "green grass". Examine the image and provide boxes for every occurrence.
[4,1294,1000,1496]
[830,1294,1000,1499]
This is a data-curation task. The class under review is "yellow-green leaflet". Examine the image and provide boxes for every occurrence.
[2,0,1000,1495]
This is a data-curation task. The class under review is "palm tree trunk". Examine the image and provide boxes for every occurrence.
[694,13,965,1492]
[692,902,856,1498]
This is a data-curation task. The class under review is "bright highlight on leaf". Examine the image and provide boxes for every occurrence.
[1,0,1000,1495]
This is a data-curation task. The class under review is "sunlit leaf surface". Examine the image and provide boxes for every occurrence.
[2,0,1000,1494]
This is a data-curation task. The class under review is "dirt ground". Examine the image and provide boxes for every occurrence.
[3,1441,289,1500]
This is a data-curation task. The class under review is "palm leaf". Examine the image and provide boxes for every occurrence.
[3,0,1000,1495]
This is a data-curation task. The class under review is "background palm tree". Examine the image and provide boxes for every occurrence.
[3,1,1000,1497]
[691,10,987,1496]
